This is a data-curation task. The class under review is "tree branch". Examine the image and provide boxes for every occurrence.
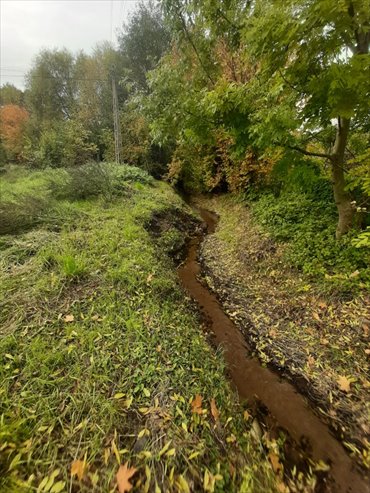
[286,145,332,160]
[177,11,215,85]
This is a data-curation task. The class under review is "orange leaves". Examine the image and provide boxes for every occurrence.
[116,462,137,493]
[191,394,203,414]
[210,398,219,422]
[71,459,88,481]
[268,452,282,474]
[337,375,351,393]
[0,104,29,156]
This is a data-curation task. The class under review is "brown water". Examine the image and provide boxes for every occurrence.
[178,207,369,493]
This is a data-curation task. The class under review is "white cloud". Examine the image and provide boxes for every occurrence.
[0,0,139,88]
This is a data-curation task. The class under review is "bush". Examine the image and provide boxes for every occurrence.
[47,162,153,202]
[47,162,114,201]
[0,163,154,236]
[250,190,370,293]
[24,120,98,168]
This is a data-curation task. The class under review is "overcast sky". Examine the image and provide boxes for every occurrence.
[0,0,139,89]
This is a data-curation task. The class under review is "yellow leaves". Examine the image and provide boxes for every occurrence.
[312,312,321,322]
[37,470,65,493]
[337,375,351,393]
[158,441,172,457]
[114,392,125,400]
[116,462,137,493]
[71,459,88,481]
[203,468,223,492]
[111,439,121,464]
[210,398,219,422]
[64,314,74,323]
[175,474,190,493]
[191,394,203,414]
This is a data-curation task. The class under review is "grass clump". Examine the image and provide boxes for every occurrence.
[0,173,277,492]
[0,163,154,236]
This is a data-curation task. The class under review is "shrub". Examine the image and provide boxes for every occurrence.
[250,190,370,293]
[25,120,98,168]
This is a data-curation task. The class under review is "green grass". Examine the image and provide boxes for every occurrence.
[0,169,277,492]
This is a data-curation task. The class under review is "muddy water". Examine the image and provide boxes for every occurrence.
[178,207,369,493]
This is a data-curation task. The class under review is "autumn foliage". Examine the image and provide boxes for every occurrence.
[0,104,29,160]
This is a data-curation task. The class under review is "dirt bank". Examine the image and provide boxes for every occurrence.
[195,195,370,473]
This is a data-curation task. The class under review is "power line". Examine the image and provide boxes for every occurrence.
[0,73,110,82]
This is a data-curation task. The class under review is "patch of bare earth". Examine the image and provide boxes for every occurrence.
[196,196,370,470]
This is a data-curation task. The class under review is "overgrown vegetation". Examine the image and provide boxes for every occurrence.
[0,167,278,493]
[1,1,369,490]
[242,162,370,294]
[197,194,370,469]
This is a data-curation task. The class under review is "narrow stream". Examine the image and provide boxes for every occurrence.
[178,207,369,493]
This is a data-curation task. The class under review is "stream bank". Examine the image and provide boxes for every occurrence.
[177,197,369,493]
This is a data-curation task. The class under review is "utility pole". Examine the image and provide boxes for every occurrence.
[112,78,122,164]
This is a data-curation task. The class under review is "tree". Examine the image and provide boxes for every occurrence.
[0,83,24,106]
[0,104,29,161]
[244,0,370,238]
[118,1,171,92]
[25,49,77,124]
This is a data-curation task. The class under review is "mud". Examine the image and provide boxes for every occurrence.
[178,206,369,493]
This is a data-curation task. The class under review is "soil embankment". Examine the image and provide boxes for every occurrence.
[178,200,369,493]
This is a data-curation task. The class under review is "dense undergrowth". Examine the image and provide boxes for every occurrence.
[241,162,370,295]
[0,166,278,493]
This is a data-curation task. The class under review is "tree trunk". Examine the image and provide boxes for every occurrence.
[331,117,353,239]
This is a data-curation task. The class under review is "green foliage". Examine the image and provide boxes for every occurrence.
[0,164,153,235]
[118,1,171,91]
[0,83,24,106]
[0,178,277,492]
[352,227,370,249]
[250,191,369,293]
[25,120,98,168]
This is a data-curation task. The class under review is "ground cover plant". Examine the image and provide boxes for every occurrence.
[0,167,279,493]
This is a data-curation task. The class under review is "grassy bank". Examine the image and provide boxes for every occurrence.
[0,167,277,493]
[197,194,369,470]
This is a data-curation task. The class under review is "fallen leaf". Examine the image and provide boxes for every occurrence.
[116,463,137,493]
[364,349,370,355]
[312,312,321,322]
[269,328,277,338]
[243,410,251,421]
[363,324,369,338]
[64,314,74,323]
[320,338,329,345]
[210,398,219,422]
[337,376,351,393]
[318,301,327,309]
[307,355,315,368]
[349,270,360,278]
[191,394,203,414]
[146,273,153,283]
[113,393,125,399]
[71,459,87,481]
[268,452,282,474]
